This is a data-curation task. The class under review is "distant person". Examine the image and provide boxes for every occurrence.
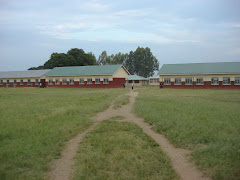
[123,83,125,88]
[39,82,42,88]
[160,82,163,88]
[132,82,134,90]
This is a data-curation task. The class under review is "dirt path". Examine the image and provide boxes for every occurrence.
[48,90,211,180]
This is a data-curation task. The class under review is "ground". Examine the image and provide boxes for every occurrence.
[0,87,239,180]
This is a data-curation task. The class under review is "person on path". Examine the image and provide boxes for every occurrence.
[132,82,134,90]
[160,82,163,88]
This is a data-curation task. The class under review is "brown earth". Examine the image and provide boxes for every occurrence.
[48,90,212,180]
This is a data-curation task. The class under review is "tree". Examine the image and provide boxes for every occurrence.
[67,48,87,66]
[125,47,159,77]
[44,53,68,69]
[87,52,97,65]
[41,48,97,69]
[97,51,111,65]
[28,65,44,70]
[125,51,134,74]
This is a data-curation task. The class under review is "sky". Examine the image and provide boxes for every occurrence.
[0,0,240,71]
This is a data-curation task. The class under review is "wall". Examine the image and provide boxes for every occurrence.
[125,80,148,86]
[45,75,113,82]
[149,78,160,86]
[160,74,240,89]
[0,77,126,88]
[113,66,129,78]
[46,78,125,88]
[0,78,40,88]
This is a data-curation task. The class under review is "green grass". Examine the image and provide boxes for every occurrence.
[73,120,179,180]
[113,95,129,109]
[134,88,240,180]
[0,87,126,179]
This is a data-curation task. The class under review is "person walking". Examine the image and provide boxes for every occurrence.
[132,82,134,90]
[160,82,163,88]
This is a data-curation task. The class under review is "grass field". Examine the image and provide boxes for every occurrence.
[73,119,179,180]
[134,88,240,180]
[113,95,129,109]
[0,88,126,179]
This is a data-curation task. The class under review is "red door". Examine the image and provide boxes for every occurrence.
[40,79,46,88]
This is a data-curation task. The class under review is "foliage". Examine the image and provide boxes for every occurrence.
[97,47,159,77]
[134,88,240,180]
[97,51,127,65]
[28,66,44,70]
[28,48,97,70]
[131,47,159,77]
[44,48,97,69]
[0,88,124,179]
[73,120,179,180]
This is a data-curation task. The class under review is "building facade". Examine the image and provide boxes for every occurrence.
[159,62,240,89]
[0,70,51,88]
[125,75,148,86]
[149,75,160,86]
[44,64,129,88]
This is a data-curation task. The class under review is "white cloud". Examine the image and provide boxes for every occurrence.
[34,7,201,45]
[232,23,240,28]
[80,0,111,12]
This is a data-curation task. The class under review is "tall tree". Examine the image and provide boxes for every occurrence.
[125,51,134,74]
[97,51,111,65]
[127,47,159,77]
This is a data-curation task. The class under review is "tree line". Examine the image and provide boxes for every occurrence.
[29,47,159,77]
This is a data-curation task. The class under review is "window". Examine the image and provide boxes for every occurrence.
[222,77,230,85]
[87,78,92,84]
[150,79,153,83]
[69,78,74,85]
[174,78,181,85]
[103,78,109,84]
[14,80,17,85]
[49,79,53,85]
[7,80,9,85]
[211,77,219,85]
[235,77,240,85]
[20,80,23,85]
[185,78,192,85]
[62,78,67,85]
[0,80,3,85]
[164,78,171,85]
[95,78,100,84]
[35,79,39,85]
[28,79,31,85]
[128,80,132,83]
[79,78,84,84]
[134,80,139,83]
[157,79,159,83]
[196,78,204,85]
[55,79,59,85]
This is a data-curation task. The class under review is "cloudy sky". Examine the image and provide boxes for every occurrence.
[0,0,240,71]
